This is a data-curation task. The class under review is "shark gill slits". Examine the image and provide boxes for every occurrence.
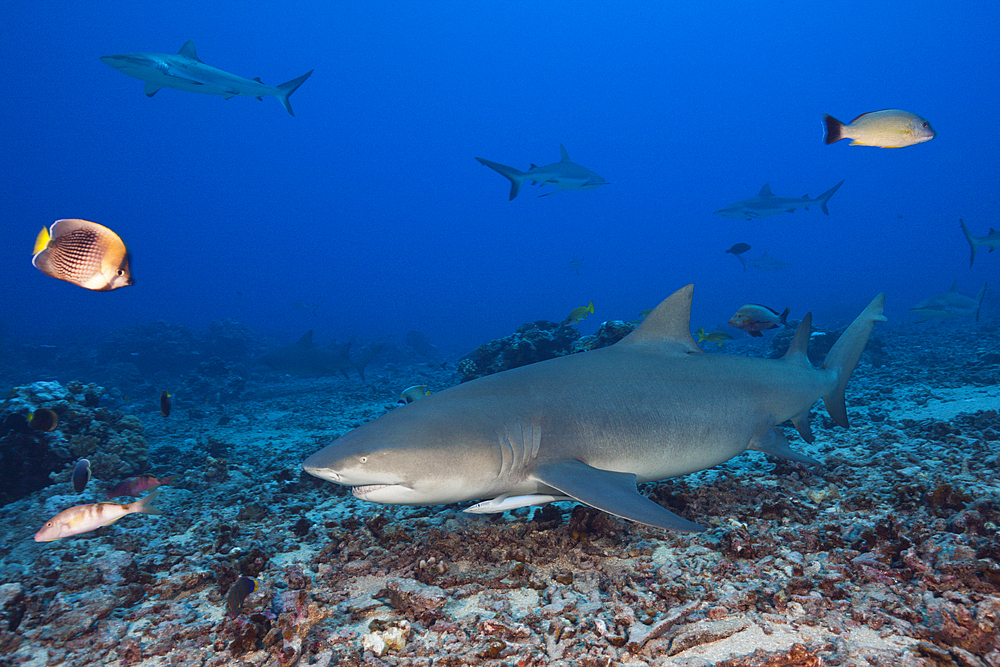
[31,219,133,291]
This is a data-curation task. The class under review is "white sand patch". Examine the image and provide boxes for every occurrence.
[895,384,1000,421]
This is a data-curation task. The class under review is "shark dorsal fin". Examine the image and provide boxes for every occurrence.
[178,40,202,62]
[530,163,539,170]
[758,184,773,197]
[559,144,571,162]
[618,284,702,353]
[253,77,263,83]
[296,330,315,347]
[949,280,958,292]
[782,313,813,367]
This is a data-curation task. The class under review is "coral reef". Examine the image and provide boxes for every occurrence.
[459,320,581,382]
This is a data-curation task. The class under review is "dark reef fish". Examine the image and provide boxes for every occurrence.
[32,219,133,291]
[106,474,177,499]
[226,576,259,617]
[259,331,382,381]
[160,391,172,418]
[725,243,751,255]
[72,459,91,493]
[729,303,790,337]
[28,408,59,431]
[397,385,431,406]
[34,488,163,541]
[304,284,885,532]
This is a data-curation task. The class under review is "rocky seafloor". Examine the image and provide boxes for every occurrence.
[0,319,999,667]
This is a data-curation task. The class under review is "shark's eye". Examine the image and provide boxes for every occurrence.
[359,456,368,464]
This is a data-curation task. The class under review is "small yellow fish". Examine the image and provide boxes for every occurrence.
[397,385,431,406]
[34,488,163,541]
[823,109,935,148]
[565,300,594,325]
[32,219,133,291]
[696,327,734,347]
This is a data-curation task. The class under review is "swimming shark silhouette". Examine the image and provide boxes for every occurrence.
[101,40,313,115]
[735,250,791,272]
[303,285,886,532]
[475,145,608,200]
[260,331,381,380]
[909,281,988,322]
[960,219,1000,268]
[714,180,845,220]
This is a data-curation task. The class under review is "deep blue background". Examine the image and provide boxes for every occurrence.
[3,0,997,354]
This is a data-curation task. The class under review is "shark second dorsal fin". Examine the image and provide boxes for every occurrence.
[618,284,702,353]
[559,144,571,162]
[178,40,202,62]
[781,313,813,367]
[949,280,958,292]
[758,184,773,197]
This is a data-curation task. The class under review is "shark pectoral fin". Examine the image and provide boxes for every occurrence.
[533,459,705,532]
[463,494,570,514]
[749,428,822,467]
[144,82,162,97]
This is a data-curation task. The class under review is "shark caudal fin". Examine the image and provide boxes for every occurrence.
[356,344,383,382]
[960,219,978,268]
[276,70,314,116]
[821,294,886,427]
[973,283,988,322]
[816,179,845,215]
[475,157,527,200]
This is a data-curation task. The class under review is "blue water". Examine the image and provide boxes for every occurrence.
[2,0,997,354]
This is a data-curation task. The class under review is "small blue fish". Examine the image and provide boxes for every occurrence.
[226,576,259,617]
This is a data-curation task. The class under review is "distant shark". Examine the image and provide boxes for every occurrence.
[476,144,608,200]
[101,40,313,115]
[303,284,885,532]
[909,281,988,322]
[736,251,791,272]
[715,180,845,220]
[260,331,381,380]
[960,219,1000,268]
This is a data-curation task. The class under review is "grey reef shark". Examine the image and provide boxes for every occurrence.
[304,284,886,532]
[260,331,381,380]
[735,250,791,272]
[910,281,988,323]
[475,144,608,200]
[960,219,1000,268]
[101,40,313,115]
[714,180,844,220]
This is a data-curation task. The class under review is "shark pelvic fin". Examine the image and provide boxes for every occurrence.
[619,284,702,353]
[533,459,705,532]
[749,428,821,466]
[144,81,162,97]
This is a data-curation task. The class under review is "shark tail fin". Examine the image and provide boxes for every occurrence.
[960,219,978,268]
[356,344,383,382]
[823,115,844,144]
[475,158,527,200]
[974,283,988,322]
[821,294,886,427]
[275,69,314,116]
[816,179,845,215]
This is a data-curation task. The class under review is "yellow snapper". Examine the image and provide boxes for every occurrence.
[32,219,133,291]
[34,488,162,541]
[823,109,935,148]
[564,300,594,325]
[696,327,734,347]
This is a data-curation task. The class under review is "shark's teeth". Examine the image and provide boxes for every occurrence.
[352,485,392,497]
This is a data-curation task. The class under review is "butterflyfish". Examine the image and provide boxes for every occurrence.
[32,219,133,291]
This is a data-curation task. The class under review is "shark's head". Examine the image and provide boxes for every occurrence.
[100,53,166,78]
[302,401,490,505]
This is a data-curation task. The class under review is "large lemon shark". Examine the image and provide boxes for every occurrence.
[101,40,313,115]
[303,285,886,531]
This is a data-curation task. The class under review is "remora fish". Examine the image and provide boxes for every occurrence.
[960,219,1000,268]
[303,285,886,532]
[714,181,844,220]
[909,281,987,322]
[101,40,314,115]
[823,109,935,148]
[476,145,608,200]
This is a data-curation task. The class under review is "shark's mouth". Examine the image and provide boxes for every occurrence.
[352,484,416,503]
